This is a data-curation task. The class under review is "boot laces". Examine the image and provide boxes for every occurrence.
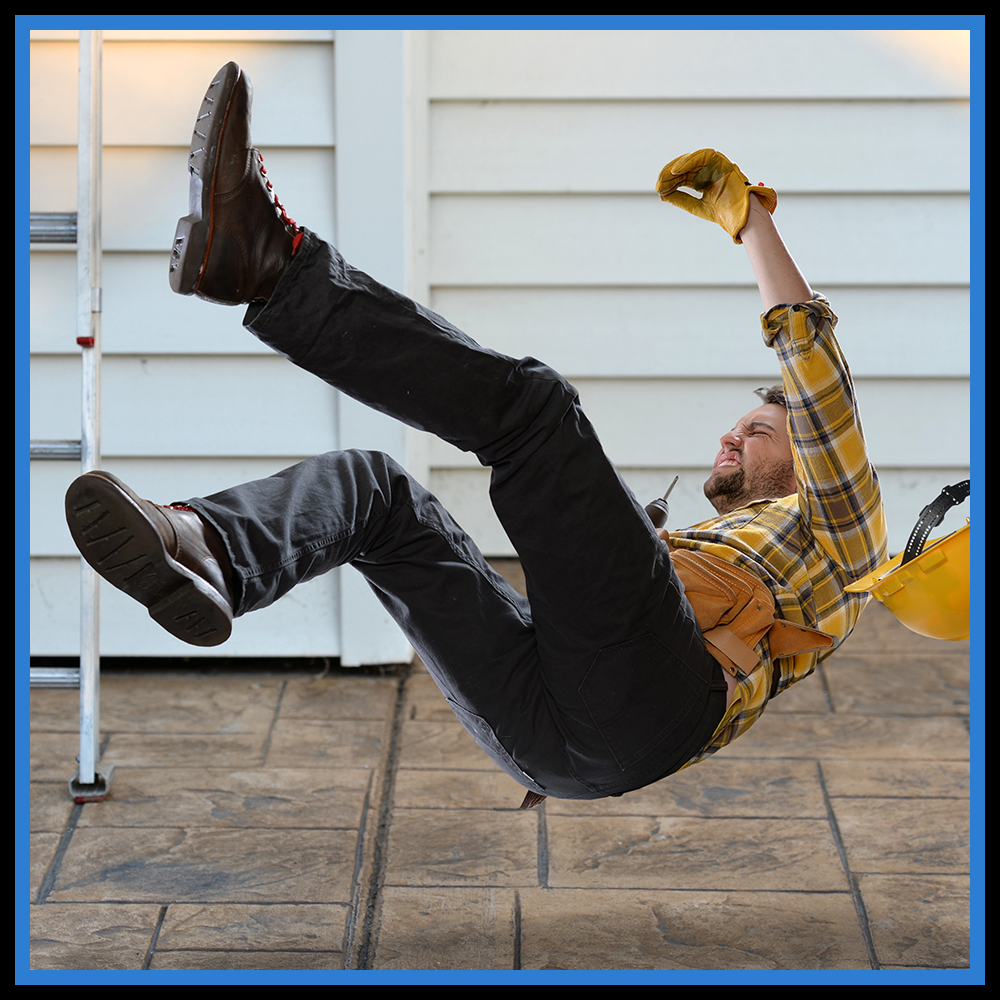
[257,153,299,231]
[257,152,303,255]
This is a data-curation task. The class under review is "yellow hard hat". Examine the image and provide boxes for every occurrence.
[845,522,970,640]
[844,481,970,642]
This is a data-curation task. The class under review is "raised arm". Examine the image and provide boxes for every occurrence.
[657,149,887,584]
[738,188,887,582]
[738,194,812,312]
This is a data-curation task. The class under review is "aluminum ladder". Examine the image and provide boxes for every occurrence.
[29,30,112,802]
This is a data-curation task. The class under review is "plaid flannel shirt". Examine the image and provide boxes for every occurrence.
[669,295,888,765]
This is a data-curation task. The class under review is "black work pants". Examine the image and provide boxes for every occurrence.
[187,231,726,800]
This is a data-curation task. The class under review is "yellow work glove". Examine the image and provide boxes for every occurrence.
[656,149,777,244]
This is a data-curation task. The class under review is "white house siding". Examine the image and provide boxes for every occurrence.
[29,29,411,662]
[418,29,971,557]
[29,28,972,660]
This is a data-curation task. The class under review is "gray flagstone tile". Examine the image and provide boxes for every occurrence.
[857,873,970,968]
[831,797,970,875]
[373,886,517,970]
[47,827,361,903]
[385,809,539,887]
[518,887,869,970]
[30,902,161,970]
[546,815,846,891]
[74,767,374,830]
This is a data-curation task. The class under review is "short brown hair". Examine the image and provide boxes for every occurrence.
[754,384,786,408]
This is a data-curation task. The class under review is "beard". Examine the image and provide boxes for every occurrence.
[704,457,795,515]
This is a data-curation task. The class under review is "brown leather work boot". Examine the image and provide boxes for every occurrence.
[168,61,301,305]
[65,471,235,647]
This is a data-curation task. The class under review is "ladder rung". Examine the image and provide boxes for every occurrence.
[30,667,81,689]
[30,212,78,244]
[30,440,82,460]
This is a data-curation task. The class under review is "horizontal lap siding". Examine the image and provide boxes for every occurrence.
[28,29,973,653]
[29,32,342,656]
[419,29,971,556]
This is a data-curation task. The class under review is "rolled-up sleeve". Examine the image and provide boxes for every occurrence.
[762,295,888,583]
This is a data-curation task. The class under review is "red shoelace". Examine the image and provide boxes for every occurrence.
[258,152,304,255]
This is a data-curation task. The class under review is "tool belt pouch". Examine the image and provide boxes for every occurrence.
[669,548,833,692]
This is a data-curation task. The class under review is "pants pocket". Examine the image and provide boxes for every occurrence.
[578,634,707,772]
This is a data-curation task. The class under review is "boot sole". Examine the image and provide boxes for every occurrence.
[169,61,243,297]
[65,471,232,647]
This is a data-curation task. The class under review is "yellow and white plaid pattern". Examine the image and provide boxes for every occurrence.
[669,295,888,764]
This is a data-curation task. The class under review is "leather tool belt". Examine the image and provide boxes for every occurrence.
[669,547,833,696]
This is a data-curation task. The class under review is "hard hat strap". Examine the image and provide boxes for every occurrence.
[901,480,971,566]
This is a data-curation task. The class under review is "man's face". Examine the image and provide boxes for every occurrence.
[704,403,796,515]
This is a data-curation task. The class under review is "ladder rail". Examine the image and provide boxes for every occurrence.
[29,32,112,801]
[73,29,106,799]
